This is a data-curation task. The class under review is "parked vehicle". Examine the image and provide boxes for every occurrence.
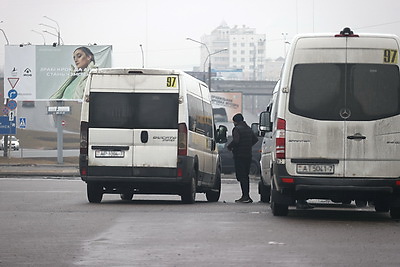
[80,68,227,203]
[218,136,262,175]
[258,80,280,203]
[0,136,20,151]
[258,28,400,219]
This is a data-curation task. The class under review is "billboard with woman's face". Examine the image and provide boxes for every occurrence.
[3,45,112,101]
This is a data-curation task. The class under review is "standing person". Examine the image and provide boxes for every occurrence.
[50,46,95,99]
[227,113,258,203]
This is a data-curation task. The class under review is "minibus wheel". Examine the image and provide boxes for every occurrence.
[206,168,221,202]
[87,182,103,203]
[181,171,197,204]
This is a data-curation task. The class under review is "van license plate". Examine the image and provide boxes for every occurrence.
[296,164,334,174]
[95,150,124,158]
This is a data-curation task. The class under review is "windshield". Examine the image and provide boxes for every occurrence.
[289,63,400,121]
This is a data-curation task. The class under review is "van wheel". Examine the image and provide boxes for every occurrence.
[206,168,221,202]
[390,207,400,219]
[258,181,271,203]
[87,183,103,203]
[120,192,134,201]
[270,183,288,216]
[181,172,196,204]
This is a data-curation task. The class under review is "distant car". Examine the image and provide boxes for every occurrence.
[218,136,262,175]
[213,108,228,123]
[0,136,20,150]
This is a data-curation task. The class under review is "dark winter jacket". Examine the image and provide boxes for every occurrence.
[227,121,258,158]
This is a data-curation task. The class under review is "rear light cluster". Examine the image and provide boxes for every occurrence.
[80,121,89,176]
[178,123,187,156]
[177,123,188,178]
[275,118,286,159]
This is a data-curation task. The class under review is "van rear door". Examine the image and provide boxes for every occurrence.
[88,73,179,173]
[344,37,400,177]
[285,37,347,177]
[286,35,400,179]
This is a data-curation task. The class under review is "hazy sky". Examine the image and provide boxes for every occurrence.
[2,0,400,72]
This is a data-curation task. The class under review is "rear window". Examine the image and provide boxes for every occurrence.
[89,92,179,129]
[289,63,400,121]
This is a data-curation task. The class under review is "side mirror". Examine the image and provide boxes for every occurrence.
[251,123,260,136]
[259,111,272,133]
[216,125,228,143]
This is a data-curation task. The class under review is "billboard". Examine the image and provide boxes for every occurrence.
[3,45,112,101]
[211,92,242,123]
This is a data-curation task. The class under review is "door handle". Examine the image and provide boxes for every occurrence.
[347,133,366,140]
[141,131,149,143]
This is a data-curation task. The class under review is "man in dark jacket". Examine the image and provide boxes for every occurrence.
[227,113,258,203]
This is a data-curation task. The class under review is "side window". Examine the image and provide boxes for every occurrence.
[188,94,205,135]
[202,102,213,137]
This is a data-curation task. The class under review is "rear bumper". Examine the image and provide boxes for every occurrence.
[80,155,194,185]
[273,163,400,202]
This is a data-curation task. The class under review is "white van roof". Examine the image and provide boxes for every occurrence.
[291,28,398,42]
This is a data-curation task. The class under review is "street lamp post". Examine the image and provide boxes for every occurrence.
[40,16,62,45]
[282,33,288,57]
[32,30,46,45]
[0,21,9,45]
[186,38,227,90]
[203,48,228,89]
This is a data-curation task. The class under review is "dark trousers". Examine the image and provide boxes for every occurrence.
[234,156,252,198]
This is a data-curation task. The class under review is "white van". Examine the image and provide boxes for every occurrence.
[79,68,227,203]
[259,28,400,219]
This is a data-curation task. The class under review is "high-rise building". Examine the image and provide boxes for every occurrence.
[200,22,266,81]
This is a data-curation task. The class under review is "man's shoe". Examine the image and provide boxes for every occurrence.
[235,197,245,203]
[241,197,253,203]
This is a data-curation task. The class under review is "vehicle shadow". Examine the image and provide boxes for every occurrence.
[284,203,396,222]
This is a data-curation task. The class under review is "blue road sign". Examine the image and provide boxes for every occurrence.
[0,116,16,134]
[19,117,27,129]
[8,89,18,99]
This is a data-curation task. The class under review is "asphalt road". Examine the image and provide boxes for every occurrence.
[1,178,400,267]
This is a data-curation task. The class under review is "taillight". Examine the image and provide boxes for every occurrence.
[80,121,89,176]
[80,121,88,155]
[178,123,187,156]
[276,118,286,159]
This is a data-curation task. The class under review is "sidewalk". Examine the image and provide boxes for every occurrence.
[0,164,79,177]
[0,157,258,181]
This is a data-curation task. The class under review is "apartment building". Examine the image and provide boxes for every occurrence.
[200,22,267,81]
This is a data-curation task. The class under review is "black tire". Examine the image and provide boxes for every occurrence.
[206,168,221,202]
[271,201,289,216]
[270,183,288,216]
[258,181,271,203]
[390,207,400,219]
[181,171,196,204]
[120,192,134,201]
[87,183,103,203]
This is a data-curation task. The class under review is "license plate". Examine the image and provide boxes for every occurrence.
[95,150,124,158]
[296,164,334,174]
